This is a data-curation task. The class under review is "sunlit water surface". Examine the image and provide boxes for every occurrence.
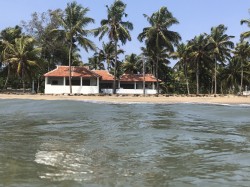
[1,99,250,187]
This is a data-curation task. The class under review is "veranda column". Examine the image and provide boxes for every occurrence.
[97,77,100,93]
[32,80,35,93]
[63,77,66,85]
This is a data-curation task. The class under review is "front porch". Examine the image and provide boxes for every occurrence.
[45,76,99,94]
[100,81,157,95]
[101,88,157,95]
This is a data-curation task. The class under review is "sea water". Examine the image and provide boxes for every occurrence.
[0,99,250,187]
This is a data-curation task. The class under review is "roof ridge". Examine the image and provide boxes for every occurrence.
[83,67,100,77]
[44,66,60,76]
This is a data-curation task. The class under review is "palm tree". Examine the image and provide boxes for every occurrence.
[208,24,234,94]
[52,1,95,94]
[138,6,181,94]
[97,41,124,71]
[122,53,140,74]
[222,56,241,94]
[233,41,250,94]
[94,0,133,94]
[99,42,115,71]
[188,34,212,94]
[0,26,22,90]
[172,43,190,95]
[240,10,250,40]
[3,36,41,92]
[140,47,155,75]
[87,55,105,70]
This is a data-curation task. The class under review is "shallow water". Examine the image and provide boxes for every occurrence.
[0,99,250,187]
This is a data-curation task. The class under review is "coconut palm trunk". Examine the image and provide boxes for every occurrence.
[214,57,217,94]
[21,62,25,93]
[68,40,73,94]
[156,55,159,94]
[37,77,40,93]
[143,57,146,96]
[184,62,190,95]
[3,64,10,90]
[156,34,159,94]
[196,61,199,95]
[113,40,118,94]
[240,60,243,94]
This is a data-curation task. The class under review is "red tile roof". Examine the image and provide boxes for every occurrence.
[93,70,114,81]
[120,74,159,82]
[44,66,100,78]
[44,66,159,82]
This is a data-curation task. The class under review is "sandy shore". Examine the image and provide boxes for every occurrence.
[1,93,250,104]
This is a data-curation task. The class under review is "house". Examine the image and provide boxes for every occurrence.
[44,66,100,94]
[44,66,159,95]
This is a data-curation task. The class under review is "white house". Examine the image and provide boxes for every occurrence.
[44,66,159,95]
[44,66,100,94]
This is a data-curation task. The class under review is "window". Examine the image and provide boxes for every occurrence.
[100,83,113,89]
[72,79,80,86]
[51,80,58,85]
[120,83,134,89]
[82,79,90,86]
[48,77,63,85]
[66,78,81,86]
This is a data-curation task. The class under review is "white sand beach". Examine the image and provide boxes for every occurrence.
[1,93,250,104]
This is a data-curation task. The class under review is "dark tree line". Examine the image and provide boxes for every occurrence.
[1,0,250,95]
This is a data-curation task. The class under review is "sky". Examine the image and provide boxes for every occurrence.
[0,0,249,66]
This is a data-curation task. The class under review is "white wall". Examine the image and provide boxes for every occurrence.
[243,91,250,96]
[45,85,99,94]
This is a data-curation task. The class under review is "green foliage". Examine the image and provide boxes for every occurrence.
[122,53,141,74]
[21,10,69,71]
[51,1,96,93]
[3,35,41,92]
[94,0,133,93]
[1,4,250,95]
[138,6,181,93]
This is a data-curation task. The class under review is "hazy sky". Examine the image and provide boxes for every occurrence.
[0,0,249,65]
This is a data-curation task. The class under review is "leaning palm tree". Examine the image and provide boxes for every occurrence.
[208,24,234,94]
[94,0,133,94]
[233,40,250,94]
[3,36,41,92]
[138,6,181,94]
[52,1,95,93]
